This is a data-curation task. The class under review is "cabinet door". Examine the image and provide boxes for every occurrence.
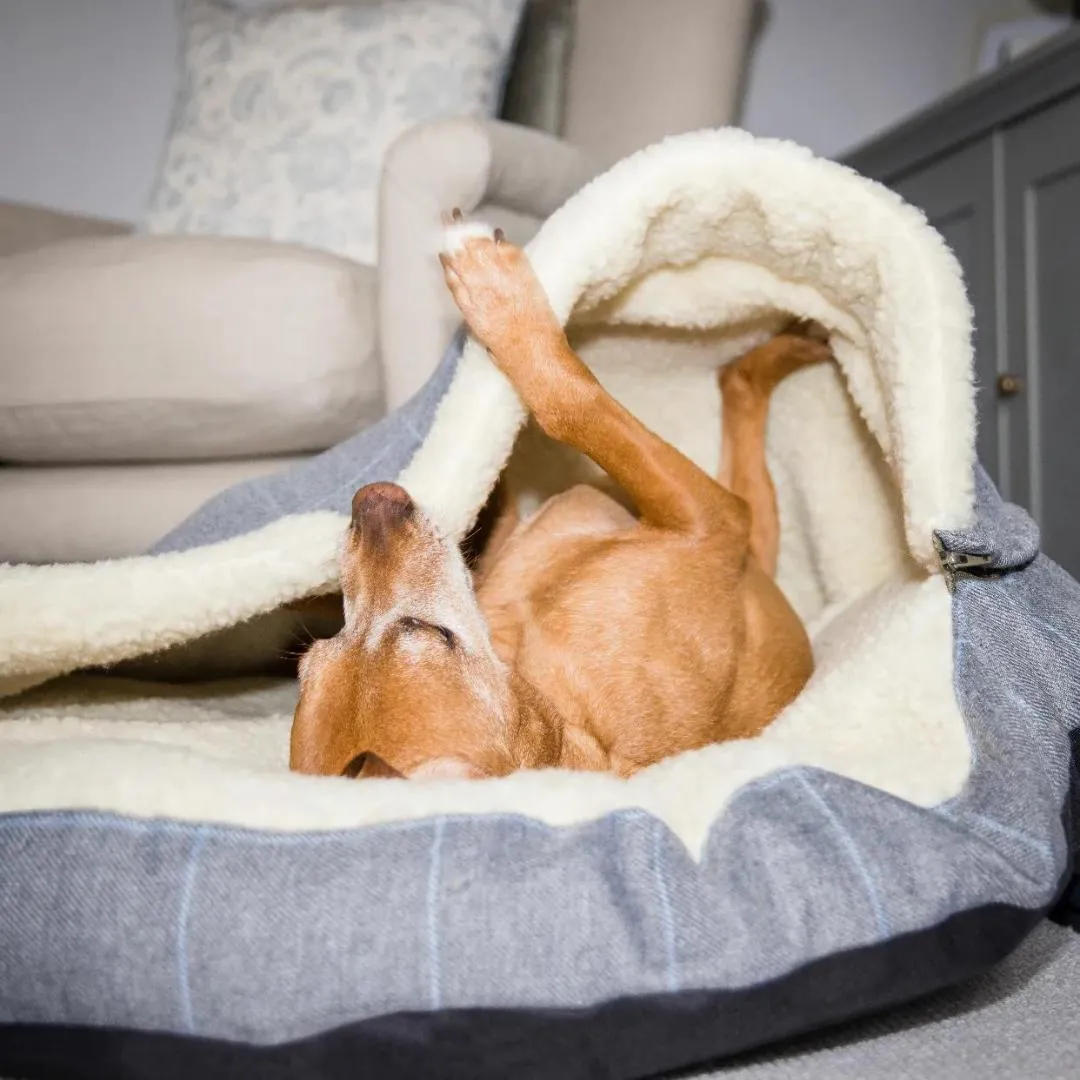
[892,138,1002,487]
[1004,90,1080,577]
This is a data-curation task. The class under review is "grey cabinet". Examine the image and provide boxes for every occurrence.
[845,27,1080,577]
[1002,93,1080,577]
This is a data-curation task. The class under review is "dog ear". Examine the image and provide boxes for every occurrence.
[291,654,365,776]
[341,751,406,780]
[559,723,610,771]
[507,670,609,772]
[506,671,570,769]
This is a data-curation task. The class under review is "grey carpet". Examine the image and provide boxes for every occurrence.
[695,918,1078,1080]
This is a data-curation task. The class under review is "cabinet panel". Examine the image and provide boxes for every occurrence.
[891,139,1001,487]
[1004,90,1080,578]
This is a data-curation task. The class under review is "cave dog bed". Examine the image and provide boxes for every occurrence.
[1,129,1078,1080]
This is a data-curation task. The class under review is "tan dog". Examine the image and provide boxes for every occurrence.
[290,222,830,781]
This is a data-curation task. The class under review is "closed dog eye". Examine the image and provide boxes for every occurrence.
[397,616,457,649]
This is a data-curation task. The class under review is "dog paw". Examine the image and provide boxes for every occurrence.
[441,210,498,255]
[438,211,557,356]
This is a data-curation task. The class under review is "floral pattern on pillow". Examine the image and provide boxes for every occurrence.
[144,0,526,266]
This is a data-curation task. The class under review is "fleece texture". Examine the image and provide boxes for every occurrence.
[3,469,1078,1059]
[0,128,977,852]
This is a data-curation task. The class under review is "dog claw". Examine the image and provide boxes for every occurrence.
[451,207,464,222]
[494,228,505,244]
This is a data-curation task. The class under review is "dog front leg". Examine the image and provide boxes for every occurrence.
[440,224,747,541]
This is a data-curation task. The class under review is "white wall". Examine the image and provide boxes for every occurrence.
[0,0,1055,223]
[0,0,177,221]
[741,0,1050,159]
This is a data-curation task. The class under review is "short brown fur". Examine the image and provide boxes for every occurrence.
[290,225,831,781]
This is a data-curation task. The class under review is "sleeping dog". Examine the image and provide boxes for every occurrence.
[289,218,830,780]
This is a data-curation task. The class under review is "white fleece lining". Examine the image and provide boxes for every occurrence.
[0,129,976,855]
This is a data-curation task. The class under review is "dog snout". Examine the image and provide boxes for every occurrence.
[352,483,415,545]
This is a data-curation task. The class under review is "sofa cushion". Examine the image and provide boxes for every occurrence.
[0,457,308,563]
[0,234,381,463]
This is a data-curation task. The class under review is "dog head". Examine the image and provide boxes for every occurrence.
[290,482,565,780]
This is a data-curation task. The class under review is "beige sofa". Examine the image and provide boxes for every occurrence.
[0,0,753,564]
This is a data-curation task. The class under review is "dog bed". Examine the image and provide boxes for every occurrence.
[1,129,1078,1080]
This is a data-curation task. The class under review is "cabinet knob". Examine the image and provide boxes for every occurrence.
[997,373,1024,397]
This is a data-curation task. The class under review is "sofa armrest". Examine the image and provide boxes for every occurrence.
[378,117,598,411]
[0,201,130,258]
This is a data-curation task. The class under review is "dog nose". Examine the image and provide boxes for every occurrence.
[351,483,415,542]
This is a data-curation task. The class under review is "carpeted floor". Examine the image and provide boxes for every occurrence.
[694,918,1078,1079]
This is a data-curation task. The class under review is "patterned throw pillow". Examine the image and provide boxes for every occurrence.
[143,0,527,266]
